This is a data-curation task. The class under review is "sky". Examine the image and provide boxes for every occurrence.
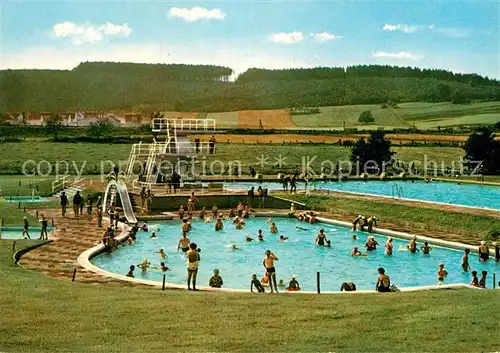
[0,0,499,79]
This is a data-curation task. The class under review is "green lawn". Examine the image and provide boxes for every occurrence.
[281,194,500,242]
[0,175,55,196]
[291,101,500,129]
[0,240,499,352]
[0,142,466,176]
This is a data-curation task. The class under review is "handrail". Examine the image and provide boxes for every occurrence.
[52,175,69,194]
[151,118,216,132]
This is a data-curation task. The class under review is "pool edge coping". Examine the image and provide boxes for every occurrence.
[76,213,489,293]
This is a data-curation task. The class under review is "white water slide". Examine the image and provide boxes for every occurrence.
[103,179,137,224]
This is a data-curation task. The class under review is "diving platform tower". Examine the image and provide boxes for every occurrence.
[125,117,216,190]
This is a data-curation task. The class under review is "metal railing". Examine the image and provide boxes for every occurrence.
[151,118,216,132]
[52,175,69,194]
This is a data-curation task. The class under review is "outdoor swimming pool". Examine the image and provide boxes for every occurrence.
[91,217,498,291]
[224,180,500,210]
[1,196,48,203]
[0,226,54,240]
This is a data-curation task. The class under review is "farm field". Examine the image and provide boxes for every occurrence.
[0,142,465,176]
[415,113,500,129]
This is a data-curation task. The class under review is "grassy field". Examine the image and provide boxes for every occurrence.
[281,194,500,242]
[291,101,500,129]
[0,142,465,176]
[0,240,499,352]
[0,175,55,196]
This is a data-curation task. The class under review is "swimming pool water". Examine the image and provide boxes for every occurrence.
[0,227,54,240]
[2,196,48,203]
[224,180,500,210]
[91,218,498,291]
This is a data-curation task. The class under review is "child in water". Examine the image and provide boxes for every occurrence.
[286,276,301,291]
[437,264,448,282]
[421,242,432,254]
[270,223,278,234]
[126,265,135,277]
[246,236,254,242]
[199,207,206,220]
[461,248,471,272]
[470,271,479,287]
[158,249,167,259]
[150,232,157,239]
[137,259,150,273]
[277,279,285,288]
[215,218,224,231]
[250,274,265,293]
[351,247,367,257]
[279,235,288,242]
[209,269,224,288]
[479,270,488,288]
[257,229,264,241]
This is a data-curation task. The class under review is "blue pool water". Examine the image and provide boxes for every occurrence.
[224,180,500,210]
[2,196,48,203]
[91,218,498,291]
[0,226,54,239]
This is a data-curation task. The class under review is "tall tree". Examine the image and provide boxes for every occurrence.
[87,120,114,140]
[44,114,64,140]
[351,131,394,174]
[463,127,500,174]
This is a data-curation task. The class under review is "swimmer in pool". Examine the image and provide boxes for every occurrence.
[212,205,218,218]
[437,264,448,282]
[352,215,362,231]
[461,248,471,272]
[257,229,264,241]
[325,240,332,248]
[261,272,270,286]
[478,241,490,262]
[295,225,308,231]
[286,276,301,291]
[270,223,278,234]
[267,218,273,224]
[152,262,170,272]
[385,237,393,256]
[277,279,285,288]
[199,207,206,220]
[229,209,236,218]
[181,219,191,234]
[279,235,288,242]
[229,244,241,250]
[150,232,157,239]
[421,242,432,254]
[251,274,265,293]
[177,233,190,252]
[315,229,328,246]
[126,265,135,278]
[352,235,358,240]
[178,205,185,220]
[235,218,244,230]
[137,259,150,273]
[351,247,367,257]
[246,236,254,242]
[407,237,419,253]
[215,218,224,231]
[158,249,167,259]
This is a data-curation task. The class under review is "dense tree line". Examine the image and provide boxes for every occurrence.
[1,62,499,113]
[236,65,499,87]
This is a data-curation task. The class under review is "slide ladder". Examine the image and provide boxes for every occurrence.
[103,179,137,224]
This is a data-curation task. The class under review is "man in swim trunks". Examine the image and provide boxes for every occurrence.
[187,243,201,290]
[375,267,391,292]
[385,237,393,255]
[315,229,327,246]
[177,233,190,252]
[461,248,471,272]
[263,250,279,293]
[421,242,432,254]
[407,237,419,253]
[257,229,264,241]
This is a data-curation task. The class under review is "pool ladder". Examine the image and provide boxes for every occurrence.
[392,184,404,199]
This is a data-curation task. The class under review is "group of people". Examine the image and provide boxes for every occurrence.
[21,214,49,240]
[59,190,94,219]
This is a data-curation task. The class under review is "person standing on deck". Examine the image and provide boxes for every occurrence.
[60,191,68,217]
[263,250,279,293]
[72,191,82,218]
[22,217,30,239]
[39,214,48,240]
[209,135,216,154]
[140,187,147,214]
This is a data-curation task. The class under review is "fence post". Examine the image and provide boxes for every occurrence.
[12,241,16,252]
[317,272,320,294]
[162,274,166,291]
[72,268,77,282]
[493,274,496,289]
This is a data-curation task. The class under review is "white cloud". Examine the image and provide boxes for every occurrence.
[269,32,304,44]
[374,51,418,59]
[310,32,342,42]
[383,24,420,33]
[168,7,225,22]
[52,21,132,45]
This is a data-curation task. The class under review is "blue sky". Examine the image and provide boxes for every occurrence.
[1,0,499,78]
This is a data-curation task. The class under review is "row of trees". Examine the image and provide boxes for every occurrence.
[351,127,500,175]
[44,115,115,140]
[236,65,499,86]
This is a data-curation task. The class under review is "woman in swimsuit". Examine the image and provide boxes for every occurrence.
[375,267,391,292]
[421,242,432,255]
[186,243,200,290]
[351,247,367,257]
[263,250,279,293]
[407,237,419,253]
[478,241,490,262]
[315,229,327,246]
[385,237,393,255]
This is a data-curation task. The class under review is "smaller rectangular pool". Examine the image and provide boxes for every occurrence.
[0,226,54,240]
[2,196,48,203]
